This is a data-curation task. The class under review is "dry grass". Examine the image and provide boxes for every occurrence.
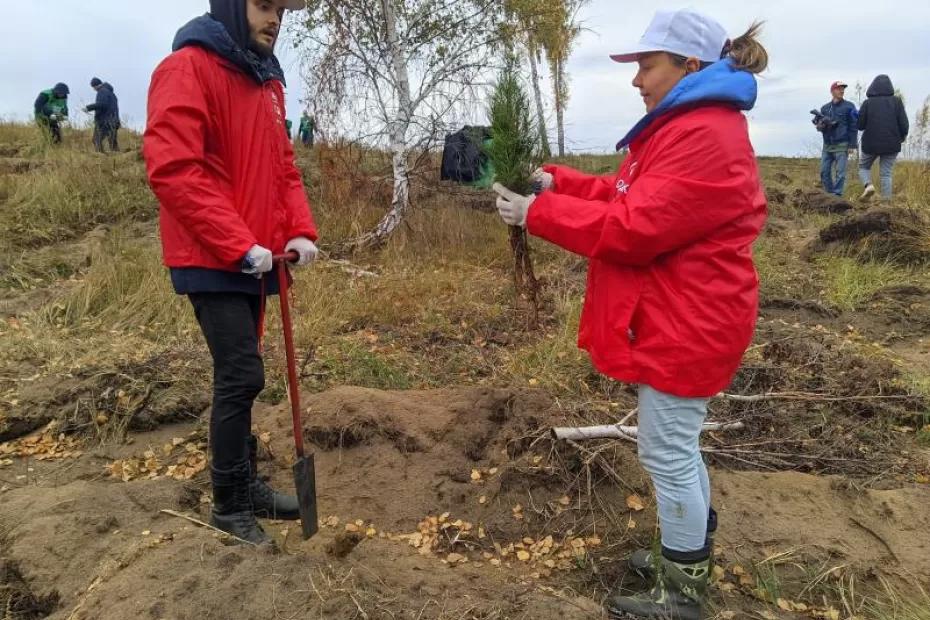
[818,255,916,311]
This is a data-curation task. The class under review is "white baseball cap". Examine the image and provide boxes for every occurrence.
[610,9,729,64]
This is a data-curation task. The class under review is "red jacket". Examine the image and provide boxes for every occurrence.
[528,105,767,398]
[143,46,317,272]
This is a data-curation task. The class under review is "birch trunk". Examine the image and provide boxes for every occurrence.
[554,58,565,157]
[527,39,551,159]
[356,0,414,250]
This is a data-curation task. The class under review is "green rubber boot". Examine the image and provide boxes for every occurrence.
[630,508,716,581]
[606,554,710,620]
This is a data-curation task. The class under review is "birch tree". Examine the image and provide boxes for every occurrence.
[293,0,501,250]
[503,0,555,158]
[539,0,584,157]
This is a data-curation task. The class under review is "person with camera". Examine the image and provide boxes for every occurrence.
[815,81,858,197]
[857,75,909,201]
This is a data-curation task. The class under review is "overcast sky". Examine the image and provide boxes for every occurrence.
[2,1,928,156]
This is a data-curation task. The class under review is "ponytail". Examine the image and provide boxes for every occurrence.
[727,21,768,74]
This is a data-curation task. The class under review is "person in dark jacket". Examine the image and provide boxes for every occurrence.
[143,0,314,546]
[85,78,121,153]
[34,83,70,144]
[858,75,909,200]
[817,81,858,196]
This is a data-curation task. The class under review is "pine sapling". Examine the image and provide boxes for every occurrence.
[487,58,542,329]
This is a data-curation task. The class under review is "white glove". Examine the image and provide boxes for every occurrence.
[285,236,319,267]
[493,183,535,228]
[531,168,554,193]
[49,114,59,121]
[241,244,273,277]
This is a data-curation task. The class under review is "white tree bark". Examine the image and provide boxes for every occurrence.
[554,58,565,157]
[551,422,745,442]
[527,40,551,159]
[357,0,414,250]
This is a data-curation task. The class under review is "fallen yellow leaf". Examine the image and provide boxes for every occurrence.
[626,494,645,512]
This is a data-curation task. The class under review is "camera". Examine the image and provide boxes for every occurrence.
[810,109,838,132]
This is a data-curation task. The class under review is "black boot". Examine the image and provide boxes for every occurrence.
[248,436,300,521]
[211,462,273,545]
[629,507,717,580]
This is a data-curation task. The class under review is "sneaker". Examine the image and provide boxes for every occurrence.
[861,184,875,200]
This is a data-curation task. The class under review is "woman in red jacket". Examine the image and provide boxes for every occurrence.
[494,9,768,619]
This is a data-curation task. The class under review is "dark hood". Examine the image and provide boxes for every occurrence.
[101,83,115,93]
[172,12,285,85]
[209,0,250,50]
[867,75,894,98]
[52,83,69,97]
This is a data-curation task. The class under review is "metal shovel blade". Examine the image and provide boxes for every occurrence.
[293,453,319,539]
[275,253,320,540]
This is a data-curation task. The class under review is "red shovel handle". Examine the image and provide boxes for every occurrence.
[276,256,305,458]
[273,251,299,264]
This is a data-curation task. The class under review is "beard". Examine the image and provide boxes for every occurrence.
[248,33,276,58]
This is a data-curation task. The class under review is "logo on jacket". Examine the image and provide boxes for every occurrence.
[270,91,285,126]
[616,159,637,195]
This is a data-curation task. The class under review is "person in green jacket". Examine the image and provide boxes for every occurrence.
[34,83,70,144]
[298,112,315,147]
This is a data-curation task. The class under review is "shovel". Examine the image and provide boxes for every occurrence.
[274,252,319,539]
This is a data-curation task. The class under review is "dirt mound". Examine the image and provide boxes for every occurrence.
[0,157,41,176]
[0,143,26,159]
[0,559,59,619]
[858,285,930,337]
[715,470,930,584]
[711,319,928,480]
[805,207,930,264]
[790,188,854,215]
[0,387,630,620]
[255,386,649,545]
[1,350,209,444]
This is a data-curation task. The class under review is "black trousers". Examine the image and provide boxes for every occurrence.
[93,121,119,152]
[189,293,265,470]
[39,119,62,143]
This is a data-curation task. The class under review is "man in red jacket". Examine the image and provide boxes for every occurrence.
[143,0,315,545]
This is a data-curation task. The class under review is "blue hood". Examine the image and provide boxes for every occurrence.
[617,58,757,149]
[173,14,285,86]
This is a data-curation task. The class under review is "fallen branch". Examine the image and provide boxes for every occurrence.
[551,421,744,442]
[322,258,380,279]
[159,509,257,546]
[718,391,912,403]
